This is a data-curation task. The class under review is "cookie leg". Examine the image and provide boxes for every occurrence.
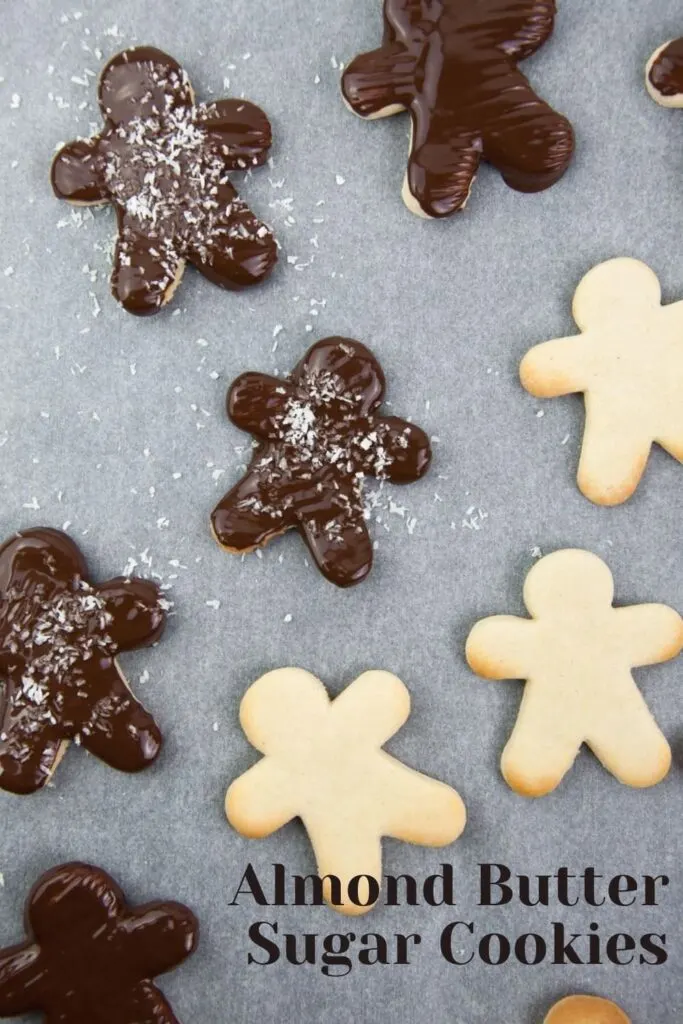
[502,687,582,797]
[298,512,373,588]
[211,473,291,555]
[306,816,384,915]
[77,666,162,772]
[192,217,277,290]
[404,107,480,218]
[577,396,652,505]
[482,85,574,193]
[586,681,671,788]
[112,223,185,316]
[341,44,416,118]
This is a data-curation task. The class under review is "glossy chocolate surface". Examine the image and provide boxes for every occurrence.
[342,0,574,217]
[212,337,432,587]
[0,528,165,794]
[649,38,683,97]
[51,47,276,315]
[0,862,197,1024]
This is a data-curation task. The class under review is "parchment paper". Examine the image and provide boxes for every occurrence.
[0,1,682,1021]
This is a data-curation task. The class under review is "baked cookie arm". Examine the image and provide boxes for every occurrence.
[341,43,416,117]
[586,679,671,788]
[379,755,466,846]
[466,615,536,680]
[111,222,185,317]
[519,336,591,397]
[616,605,683,667]
[481,76,574,192]
[0,944,42,1016]
[226,759,297,838]
[77,664,161,771]
[200,99,272,167]
[228,373,295,437]
[501,684,583,797]
[577,394,653,505]
[496,1,556,60]
[119,903,197,976]
[50,138,108,204]
[298,510,373,588]
[373,417,431,483]
[405,109,481,218]
[330,670,410,746]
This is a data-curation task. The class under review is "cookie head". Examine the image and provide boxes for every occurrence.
[523,549,615,618]
[647,39,683,107]
[544,994,631,1024]
[573,258,662,332]
[99,47,194,123]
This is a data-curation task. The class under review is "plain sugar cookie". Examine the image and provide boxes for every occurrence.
[466,549,683,797]
[226,668,466,915]
[520,258,683,505]
[544,994,631,1024]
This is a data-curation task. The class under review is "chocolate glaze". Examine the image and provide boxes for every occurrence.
[0,528,165,795]
[342,0,574,218]
[212,337,432,587]
[649,38,683,98]
[51,47,277,315]
[0,862,197,1024]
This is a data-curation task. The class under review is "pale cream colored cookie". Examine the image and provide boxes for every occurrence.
[226,668,466,915]
[544,994,631,1024]
[466,549,683,797]
[520,258,683,505]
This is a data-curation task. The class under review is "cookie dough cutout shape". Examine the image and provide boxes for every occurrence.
[341,0,574,218]
[51,46,276,315]
[0,862,197,1024]
[226,668,466,915]
[466,549,683,797]
[544,999,630,1024]
[520,258,683,505]
[211,336,432,588]
[544,995,631,1024]
[0,527,166,795]
[647,38,683,107]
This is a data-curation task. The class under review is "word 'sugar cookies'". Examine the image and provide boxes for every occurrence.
[226,668,466,914]
[342,0,574,218]
[51,47,276,315]
[467,549,683,797]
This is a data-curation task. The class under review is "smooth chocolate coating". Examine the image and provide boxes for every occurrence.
[0,862,197,1024]
[342,0,574,218]
[0,528,165,794]
[212,337,432,587]
[51,47,276,315]
[649,38,683,97]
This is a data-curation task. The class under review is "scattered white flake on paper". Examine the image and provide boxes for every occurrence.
[335,174,345,186]
[206,599,221,610]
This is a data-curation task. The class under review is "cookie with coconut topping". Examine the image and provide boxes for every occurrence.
[211,337,432,587]
[0,528,166,794]
[51,47,277,315]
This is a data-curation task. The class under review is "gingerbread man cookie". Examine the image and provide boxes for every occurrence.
[51,47,276,315]
[0,862,197,1024]
[211,337,432,587]
[544,995,630,1024]
[341,0,574,218]
[520,258,683,505]
[647,38,683,107]
[0,527,166,794]
[226,668,466,915]
[466,549,683,797]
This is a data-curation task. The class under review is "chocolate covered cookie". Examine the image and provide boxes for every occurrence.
[342,0,574,218]
[51,47,276,315]
[0,527,166,794]
[211,337,432,587]
[0,862,197,1024]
